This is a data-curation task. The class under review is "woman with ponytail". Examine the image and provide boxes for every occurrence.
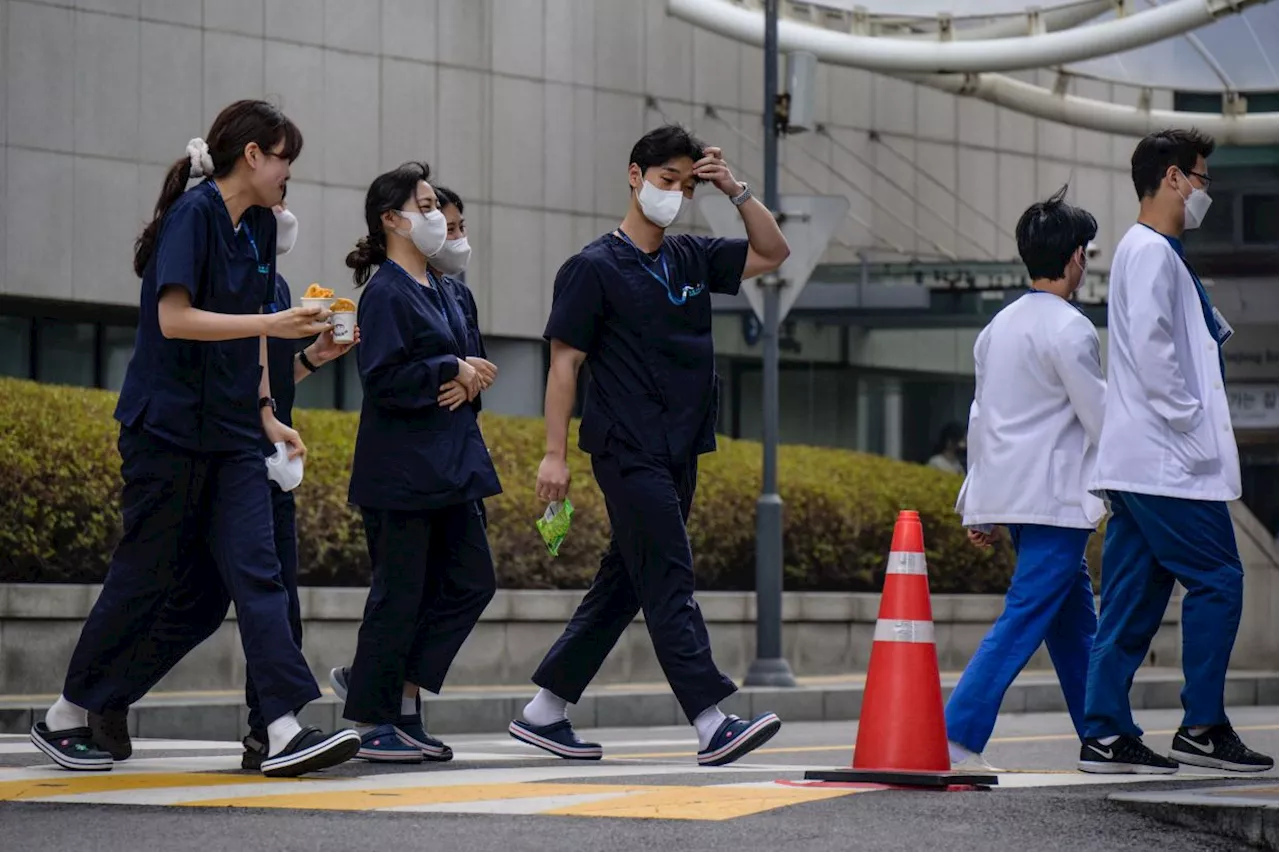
[327,162,501,763]
[32,100,359,778]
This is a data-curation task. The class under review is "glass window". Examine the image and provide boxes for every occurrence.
[102,325,136,391]
[36,320,95,387]
[1241,193,1278,245]
[0,316,32,379]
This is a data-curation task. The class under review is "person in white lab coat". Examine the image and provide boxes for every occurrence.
[1080,129,1273,775]
[946,186,1105,769]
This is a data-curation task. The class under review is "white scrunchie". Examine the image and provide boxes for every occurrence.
[186,137,214,178]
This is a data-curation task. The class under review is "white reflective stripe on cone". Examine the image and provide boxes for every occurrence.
[885,551,927,575]
[873,619,936,644]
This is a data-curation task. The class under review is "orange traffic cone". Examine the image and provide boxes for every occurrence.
[804,510,997,789]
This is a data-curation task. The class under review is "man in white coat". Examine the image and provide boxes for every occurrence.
[946,186,1105,769]
[1080,128,1273,774]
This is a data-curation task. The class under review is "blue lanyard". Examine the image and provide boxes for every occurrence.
[615,230,671,289]
[242,227,271,276]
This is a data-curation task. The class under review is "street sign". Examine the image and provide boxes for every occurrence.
[696,193,850,323]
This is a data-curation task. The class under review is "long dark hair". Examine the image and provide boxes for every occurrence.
[345,161,432,287]
[133,100,303,277]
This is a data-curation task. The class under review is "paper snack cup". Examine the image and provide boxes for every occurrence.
[331,311,356,344]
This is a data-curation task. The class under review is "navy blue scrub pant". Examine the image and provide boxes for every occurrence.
[101,485,304,737]
[61,426,319,728]
[343,501,496,725]
[945,524,1097,753]
[1084,491,1242,738]
[532,447,737,724]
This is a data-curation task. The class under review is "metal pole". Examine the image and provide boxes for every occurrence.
[743,0,796,688]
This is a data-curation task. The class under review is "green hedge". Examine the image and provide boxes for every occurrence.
[0,377,1096,593]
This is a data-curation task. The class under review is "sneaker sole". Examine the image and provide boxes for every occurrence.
[356,747,425,763]
[699,714,782,767]
[1171,750,1275,773]
[1078,760,1178,775]
[507,721,603,760]
[394,729,453,761]
[30,727,112,772]
[262,731,361,777]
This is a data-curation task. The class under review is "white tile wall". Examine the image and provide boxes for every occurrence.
[593,0,643,94]
[542,81,574,211]
[643,0,692,101]
[203,30,265,118]
[266,40,325,182]
[592,91,644,217]
[491,0,542,79]
[323,0,377,54]
[379,58,437,174]
[322,50,379,187]
[491,76,545,208]
[265,0,323,45]
[437,0,486,70]
[72,155,139,302]
[380,0,432,61]
[75,11,140,159]
[77,0,138,16]
[205,0,263,38]
[8,2,74,152]
[436,66,488,201]
[487,204,543,337]
[6,147,75,298]
[142,0,200,26]
[139,21,204,166]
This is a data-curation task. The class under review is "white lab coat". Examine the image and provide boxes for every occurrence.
[1090,223,1241,503]
[956,291,1107,529]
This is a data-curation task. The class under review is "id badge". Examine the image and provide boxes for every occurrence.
[1211,305,1234,344]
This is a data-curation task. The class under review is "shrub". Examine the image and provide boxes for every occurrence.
[0,377,1049,593]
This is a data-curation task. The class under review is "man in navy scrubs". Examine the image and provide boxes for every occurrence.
[508,125,791,767]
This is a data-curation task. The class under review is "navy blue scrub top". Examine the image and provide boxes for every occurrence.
[263,273,298,448]
[440,274,486,413]
[543,232,749,461]
[1141,224,1227,380]
[115,180,277,453]
[348,261,502,511]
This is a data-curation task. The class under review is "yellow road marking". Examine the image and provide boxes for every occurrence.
[0,772,301,802]
[546,784,864,820]
[181,782,649,811]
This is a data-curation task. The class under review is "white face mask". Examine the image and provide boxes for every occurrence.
[1072,251,1087,292]
[432,237,471,275]
[637,179,686,228]
[1177,170,1213,231]
[394,208,448,257]
[274,208,299,256]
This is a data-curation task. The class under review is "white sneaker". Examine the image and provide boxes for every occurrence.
[949,740,999,771]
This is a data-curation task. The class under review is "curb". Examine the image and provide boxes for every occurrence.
[2,671,1275,741]
[1110,787,1279,851]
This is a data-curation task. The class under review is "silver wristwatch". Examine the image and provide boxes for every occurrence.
[730,182,752,207]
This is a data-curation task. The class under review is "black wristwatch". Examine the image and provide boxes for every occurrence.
[298,348,320,373]
[259,396,276,413]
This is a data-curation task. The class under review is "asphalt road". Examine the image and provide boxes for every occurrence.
[2,706,1275,852]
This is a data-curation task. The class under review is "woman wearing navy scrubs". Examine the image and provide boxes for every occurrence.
[333,163,501,763]
[430,186,496,409]
[31,100,360,778]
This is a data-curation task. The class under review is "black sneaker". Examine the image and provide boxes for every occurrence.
[1079,735,1178,774]
[241,732,268,771]
[89,709,132,761]
[1170,725,1276,773]
[30,722,113,771]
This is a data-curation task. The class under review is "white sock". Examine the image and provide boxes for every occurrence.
[522,688,569,727]
[948,741,977,763]
[694,706,728,750]
[45,696,88,732]
[266,713,303,757]
[401,696,417,717]
[1187,725,1212,737]
[1097,735,1120,746]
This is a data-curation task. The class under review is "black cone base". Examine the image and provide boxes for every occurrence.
[803,768,998,789]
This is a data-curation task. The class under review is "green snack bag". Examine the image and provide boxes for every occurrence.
[536,498,574,556]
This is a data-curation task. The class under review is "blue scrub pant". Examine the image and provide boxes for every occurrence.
[61,426,320,727]
[1084,491,1242,738]
[343,501,496,725]
[945,524,1097,754]
[103,485,304,736]
[532,447,737,724]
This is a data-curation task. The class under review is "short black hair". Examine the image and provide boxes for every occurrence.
[435,185,463,213]
[1015,184,1098,281]
[1131,128,1215,200]
[629,124,706,177]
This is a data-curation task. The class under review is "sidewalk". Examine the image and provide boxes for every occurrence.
[1110,783,1279,851]
[2,667,1275,741]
